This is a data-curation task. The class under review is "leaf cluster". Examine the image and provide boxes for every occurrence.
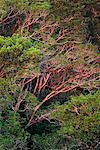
[50,91,100,141]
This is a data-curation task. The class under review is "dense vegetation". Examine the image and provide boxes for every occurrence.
[0,0,100,150]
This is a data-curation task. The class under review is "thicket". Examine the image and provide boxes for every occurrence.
[0,0,100,150]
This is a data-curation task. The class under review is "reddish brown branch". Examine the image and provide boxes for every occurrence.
[26,85,79,127]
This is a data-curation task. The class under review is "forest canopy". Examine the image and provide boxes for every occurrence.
[0,0,100,150]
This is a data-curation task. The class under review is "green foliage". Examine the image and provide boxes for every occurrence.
[0,34,42,62]
[0,0,29,18]
[0,0,49,19]
[20,47,42,62]
[0,78,16,110]
[31,134,57,150]
[49,0,80,22]
[31,132,79,150]
[30,1,49,16]
[0,109,30,150]
[0,78,37,149]
[1,89,99,149]
[50,91,100,141]
[0,0,99,149]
